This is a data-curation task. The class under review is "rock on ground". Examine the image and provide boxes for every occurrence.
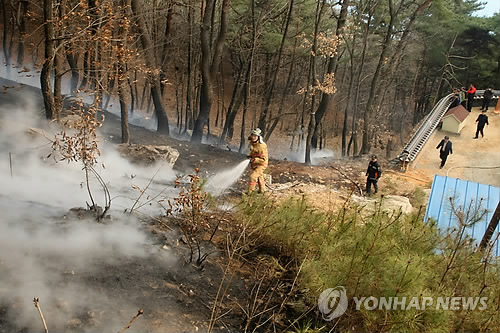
[117,143,180,167]
[352,194,414,215]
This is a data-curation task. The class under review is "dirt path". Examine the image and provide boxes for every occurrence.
[412,107,500,187]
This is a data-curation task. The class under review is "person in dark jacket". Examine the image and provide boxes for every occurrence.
[481,88,493,111]
[436,136,452,169]
[474,110,489,139]
[466,84,476,112]
[449,88,460,109]
[365,155,382,195]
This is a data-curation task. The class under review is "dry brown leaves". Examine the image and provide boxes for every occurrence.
[51,100,104,167]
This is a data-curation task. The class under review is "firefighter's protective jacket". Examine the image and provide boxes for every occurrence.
[248,142,268,168]
[366,161,382,180]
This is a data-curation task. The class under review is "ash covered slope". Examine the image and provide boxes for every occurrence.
[0,75,248,175]
[0,81,246,332]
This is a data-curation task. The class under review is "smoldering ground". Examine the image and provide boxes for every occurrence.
[0,96,183,332]
[0,67,320,332]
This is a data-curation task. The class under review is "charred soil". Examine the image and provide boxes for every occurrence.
[0,78,435,332]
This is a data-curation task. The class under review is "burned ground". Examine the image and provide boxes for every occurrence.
[0,78,435,332]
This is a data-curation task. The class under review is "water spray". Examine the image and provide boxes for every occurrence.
[204,159,250,196]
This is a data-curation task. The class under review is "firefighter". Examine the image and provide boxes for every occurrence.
[365,155,382,195]
[247,128,268,193]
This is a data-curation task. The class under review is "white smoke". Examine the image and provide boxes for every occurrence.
[271,139,337,165]
[0,92,179,331]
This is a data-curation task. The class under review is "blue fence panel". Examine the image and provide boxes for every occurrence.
[425,176,500,255]
[425,175,445,222]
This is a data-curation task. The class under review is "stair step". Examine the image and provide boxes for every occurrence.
[396,94,455,162]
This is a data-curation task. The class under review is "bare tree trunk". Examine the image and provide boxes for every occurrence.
[215,73,221,128]
[118,0,130,143]
[184,0,194,134]
[239,68,250,153]
[257,0,294,133]
[360,0,431,154]
[360,0,396,154]
[140,80,149,110]
[341,19,361,157]
[319,123,324,149]
[191,0,229,144]
[239,0,257,153]
[65,50,79,95]
[373,0,431,116]
[16,0,28,65]
[309,0,349,152]
[175,70,182,130]
[342,57,355,156]
[103,70,116,110]
[133,69,139,111]
[79,50,89,89]
[53,43,63,112]
[130,0,170,135]
[479,202,500,252]
[304,0,325,164]
[264,39,298,142]
[194,81,212,142]
[206,111,211,140]
[350,5,374,156]
[119,65,130,144]
[88,0,98,93]
[87,0,109,108]
[220,61,244,143]
[53,1,64,112]
[57,0,78,94]
[1,0,11,66]
[41,0,56,120]
[127,66,135,114]
[160,1,174,95]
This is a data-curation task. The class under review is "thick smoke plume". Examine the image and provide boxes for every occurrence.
[0,93,177,331]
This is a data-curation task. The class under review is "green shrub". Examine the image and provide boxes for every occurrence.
[409,186,427,207]
[241,196,500,332]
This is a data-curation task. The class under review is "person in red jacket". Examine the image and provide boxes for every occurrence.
[466,84,477,112]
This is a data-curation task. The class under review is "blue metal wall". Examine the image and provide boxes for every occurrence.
[424,175,500,256]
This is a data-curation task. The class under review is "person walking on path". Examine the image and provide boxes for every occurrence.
[474,110,489,139]
[247,128,268,194]
[436,136,453,169]
[467,84,477,112]
[481,88,493,111]
[365,155,382,195]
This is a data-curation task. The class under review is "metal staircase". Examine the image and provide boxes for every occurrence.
[398,93,456,162]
